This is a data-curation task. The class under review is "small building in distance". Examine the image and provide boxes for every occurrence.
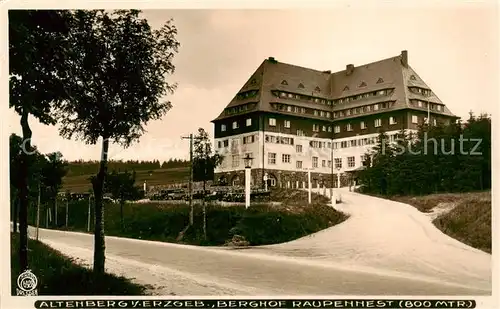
[211,51,458,189]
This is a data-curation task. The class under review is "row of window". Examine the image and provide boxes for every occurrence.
[336,89,390,105]
[280,77,387,97]
[334,101,395,119]
[273,88,391,108]
[236,90,258,100]
[265,135,294,145]
[217,134,258,148]
[281,79,322,92]
[220,114,432,140]
[265,153,361,169]
[271,103,332,120]
[225,152,371,169]
[408,87,431,96]
[218,130,407,153]
[224,103,256,116]
[410,99,444,111]
[224,89,442,121]
[221,118,253,132]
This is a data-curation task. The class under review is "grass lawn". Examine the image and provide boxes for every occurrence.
[10,233,148,295]
[62,167,189,193]
[391,191,491,254]
[31,189,347,247]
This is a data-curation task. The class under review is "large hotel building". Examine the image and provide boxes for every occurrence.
[212,51,457,189]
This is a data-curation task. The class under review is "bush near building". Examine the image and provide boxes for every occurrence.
[32,189,347,246]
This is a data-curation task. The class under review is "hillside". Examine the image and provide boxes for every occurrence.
[391,191,491,253]
[62,167,189,193]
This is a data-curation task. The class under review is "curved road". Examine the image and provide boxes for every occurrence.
[30,189,491,296]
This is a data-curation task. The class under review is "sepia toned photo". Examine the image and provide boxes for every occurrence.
[2,2,497,308]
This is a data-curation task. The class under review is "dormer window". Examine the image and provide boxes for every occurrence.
[281,80,288,85]
[315,86,321,92]
[298,83,305,89]
[377,78,384,84]
[359,81,367,87]
[343,86,349,91]
[250,78,256,85]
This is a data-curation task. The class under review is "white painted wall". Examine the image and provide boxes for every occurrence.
[214,129,417,175]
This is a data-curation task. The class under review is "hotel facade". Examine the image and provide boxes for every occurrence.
[211,51,457,189]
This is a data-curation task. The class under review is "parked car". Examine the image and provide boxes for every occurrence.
[165,189,186,200]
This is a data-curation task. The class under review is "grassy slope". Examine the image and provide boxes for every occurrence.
[391,191,491,253]
[31,189,347,246]
[10,233,147,295]
[62,167,189,193]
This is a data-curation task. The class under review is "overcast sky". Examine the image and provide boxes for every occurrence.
[6,4,498,162]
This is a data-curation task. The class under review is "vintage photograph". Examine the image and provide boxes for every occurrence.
[4,4,494,300]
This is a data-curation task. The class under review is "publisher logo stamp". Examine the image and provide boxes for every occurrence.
[16,269,38,296]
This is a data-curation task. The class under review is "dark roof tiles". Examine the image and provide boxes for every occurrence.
[212,51,456,121]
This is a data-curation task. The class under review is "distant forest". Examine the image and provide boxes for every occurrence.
[66,159,189,176]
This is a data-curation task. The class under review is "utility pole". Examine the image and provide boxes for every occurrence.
[36,181,41,241]
[330,137,335,205]
[87,194,91,232]
[181,134,194,226]
[54,194,58,227]
[65,194,69,227]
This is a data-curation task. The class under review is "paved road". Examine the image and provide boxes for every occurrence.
[29,189,491,296]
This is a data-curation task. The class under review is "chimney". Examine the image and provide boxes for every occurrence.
[346,64,354,75]
[323,70,331,74]
[268,57,277,63]
[401,50,408,67]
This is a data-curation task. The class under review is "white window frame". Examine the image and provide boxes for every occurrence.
[347,123,353,131]
[296,145,302,153]
[246,118,252,126]
[268,153,276,165]
[269,118,276,126]
[412,115,418,124]
[296,161,303,169]
[374,119,382,127]
[334,126,340,133]
[389,116,397,125]
[232,121,239,129]
[348,156,355,168]
[221,124,226,132]
[284,120,291,128]
[282,154,291,163]
[232,155,240,168]
[334,158,342,169]
[312,157,318,168]
[360,121,366,129]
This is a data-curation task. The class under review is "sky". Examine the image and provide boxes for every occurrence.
[5,3,499,162]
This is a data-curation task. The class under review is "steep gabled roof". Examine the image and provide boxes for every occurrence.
[212,51,456,122]
[212,61,266,121]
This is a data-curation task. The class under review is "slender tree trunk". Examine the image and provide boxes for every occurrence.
[36,182,41,240]
[13,195,19,233]
[189,134,193,226]
[65,197,69,227]
[203,179,206,241]
[93,137,109,276]
[120,200,124,232]
[18,110,32,271]
[46,205,49,228]
[54,195,58,227]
